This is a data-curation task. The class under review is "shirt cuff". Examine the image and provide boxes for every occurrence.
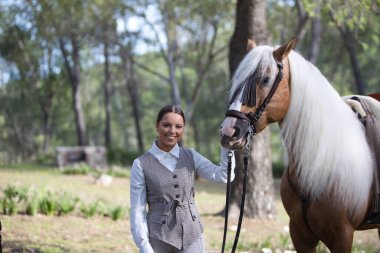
[139,240,154,253]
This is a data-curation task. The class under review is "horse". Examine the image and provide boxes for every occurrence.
[220,38,380,253]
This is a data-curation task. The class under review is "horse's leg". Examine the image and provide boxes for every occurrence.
[321,225,354,253]
[289,218,318,253]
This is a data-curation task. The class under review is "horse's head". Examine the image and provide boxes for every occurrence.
[220,39,296,150]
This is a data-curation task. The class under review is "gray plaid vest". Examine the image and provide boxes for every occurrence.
[139,148,203,250]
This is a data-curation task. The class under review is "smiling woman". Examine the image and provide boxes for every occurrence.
[129,105,236,253]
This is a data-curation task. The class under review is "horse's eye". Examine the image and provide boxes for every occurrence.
[262,76,270,84]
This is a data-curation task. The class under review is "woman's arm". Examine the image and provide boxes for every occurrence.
[130,159,155,253]
[192,146,235,183]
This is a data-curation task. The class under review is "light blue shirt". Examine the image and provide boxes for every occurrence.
[130,141,235,253]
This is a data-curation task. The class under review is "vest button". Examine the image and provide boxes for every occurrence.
[193,215,196,219]
[173,175,177,178]
[175,194,180,198]
[162,220,166,224]
[174,185,179,188]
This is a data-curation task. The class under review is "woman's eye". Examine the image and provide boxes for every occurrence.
[176,125,183,129]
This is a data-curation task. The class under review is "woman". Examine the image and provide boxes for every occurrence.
[130,105,235,253]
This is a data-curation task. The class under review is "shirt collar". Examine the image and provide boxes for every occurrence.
[150,140,180,161]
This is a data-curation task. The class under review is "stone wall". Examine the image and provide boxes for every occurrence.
[56,146,107,169]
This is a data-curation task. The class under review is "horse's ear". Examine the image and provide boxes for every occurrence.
[273,38,296,62]
[247,39,257,52]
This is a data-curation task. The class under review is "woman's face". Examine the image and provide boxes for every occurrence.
[156,112,185,152]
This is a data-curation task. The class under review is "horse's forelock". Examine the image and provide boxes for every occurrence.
[229,46,277,103]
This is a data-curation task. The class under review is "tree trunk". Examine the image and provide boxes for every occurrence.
[121,45,144,153]
[308,6,322,65]
[59,37,87,146]
[294,0,309,45]
[103,37,112,148]
[227,0,276,219]
[329,11,366,95]
[162,3,181,106]
[340,30,366,95]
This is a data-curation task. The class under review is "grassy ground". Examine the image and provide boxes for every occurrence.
[0,167,379,253]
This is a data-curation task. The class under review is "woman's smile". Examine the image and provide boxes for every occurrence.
[156,112,184,152]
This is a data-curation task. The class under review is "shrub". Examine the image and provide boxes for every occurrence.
[1,185,29,215]
[39,191,57,215]
[107,165,130,178]
[107,147,141,166]
[1,197,17,215]
[26,196,39,216]
[79,201,98,218]
[61,163,91,175]
[56,191,79,216]
[35,152,56,166]
[109,205,127,221]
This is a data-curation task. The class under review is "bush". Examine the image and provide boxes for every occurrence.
[1,185,29,215]
[56,191,79,216]
[39,191,58,215]
[26,196,39,216]
[107,165,130,178]
[107,147,141,165]
[61,163,91,175]
[109,205,127,221]
[1,197,17,215]
[79,201,99,218]
[35,152,56,166]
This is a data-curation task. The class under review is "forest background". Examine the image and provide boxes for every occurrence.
[0,0,379,170]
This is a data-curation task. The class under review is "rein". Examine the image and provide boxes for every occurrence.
[221,148,250,253]
[225,62,284,136]
[221,61,284,252]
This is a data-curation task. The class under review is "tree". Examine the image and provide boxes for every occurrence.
[35,0,92,146]
[227,0,276,219]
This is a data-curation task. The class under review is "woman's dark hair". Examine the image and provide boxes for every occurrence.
[156,105,185,125]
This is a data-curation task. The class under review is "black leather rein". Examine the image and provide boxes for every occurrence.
[221,61,284,253]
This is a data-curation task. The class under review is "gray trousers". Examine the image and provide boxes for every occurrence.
[149,234,205,253]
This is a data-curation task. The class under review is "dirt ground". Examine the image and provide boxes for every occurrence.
[0,168,379,253]
[1,209,379,253]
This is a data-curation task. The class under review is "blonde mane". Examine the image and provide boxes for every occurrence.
[230,46,373,214]
[281,51,372,213]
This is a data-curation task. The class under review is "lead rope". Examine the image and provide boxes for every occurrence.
[221,151,233,253]
[1,220,2,253]
[231,152,249,253]
[221,147,250,253]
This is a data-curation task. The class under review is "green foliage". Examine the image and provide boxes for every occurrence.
[35,152,56,166]
[107,165,130,178]
[1,185,29,215]
[107,148,141,166]
[1,196,17,215]
[39,191,58,215]
[25,196,39,216]
[56,191,79,216]
[79,201,99,218]
[61,163,91,175]
[109,205,127,221]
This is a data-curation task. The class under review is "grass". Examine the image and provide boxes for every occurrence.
[0,166,379,253]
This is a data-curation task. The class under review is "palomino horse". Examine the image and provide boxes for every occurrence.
[220,38,380,252]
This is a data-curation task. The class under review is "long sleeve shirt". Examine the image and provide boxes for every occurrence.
[130,141,235,253]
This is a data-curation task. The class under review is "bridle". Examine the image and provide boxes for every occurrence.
[221,61,284,253]
[225,61,284,137]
